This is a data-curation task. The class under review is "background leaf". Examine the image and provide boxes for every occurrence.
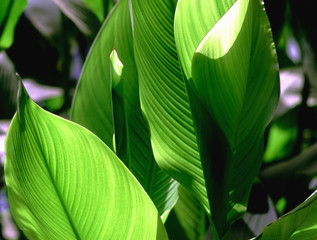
[0,0,26,49]
[24,0,62,47]
[5,81,168,239]
[81,0,112,22]
[51,0,100,39]
[0,52,17,118]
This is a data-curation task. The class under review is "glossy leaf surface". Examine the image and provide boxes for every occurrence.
[5,81,168,239]
[72,0,177,215]
[0,0,26,49]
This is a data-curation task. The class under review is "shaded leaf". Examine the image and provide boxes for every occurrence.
[190,0,279,237]
[261,143,317,179]
[51,0,100,39]
[174,185,206,240]
[24,0,62,47]
[256,190,317,240]
[5,81,168,239]
[81,0,110,22]
[0,0,26,49]
[0,52,17,118]
[243,182,277,235]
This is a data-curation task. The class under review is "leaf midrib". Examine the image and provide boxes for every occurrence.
[34,118,81,240]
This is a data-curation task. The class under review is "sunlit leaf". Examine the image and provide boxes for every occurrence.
[72,0,177,215]
[190,0,279,238]
[174,0,235,80]
[5,81,168,239]
[0,0,26,49]
[131,0,209,215]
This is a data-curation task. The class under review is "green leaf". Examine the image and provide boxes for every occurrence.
[174,0,236,80]
[5,80,168,239]
[72,0,177,215]
[131,0,209,215]
[174,185,206,240]
[256,190,317,240]
[51,0,100,39]
[263,108,298,163]
[81,0,110,22]
[0,0,27,49]
[190,0,279,238]
[71,1,122,149]
[0,52,17,118]
[24,0,62,47]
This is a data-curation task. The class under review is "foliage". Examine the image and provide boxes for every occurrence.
[1,0,317,239]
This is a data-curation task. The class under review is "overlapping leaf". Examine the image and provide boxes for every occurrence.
[174,185,206,240]
[0,0,27,49]
[189,0,279,238]
[131,0,209,215]
[255,190,317,240]
[5,81,168,239]
[72,0,177,215]
[174,0,236,79]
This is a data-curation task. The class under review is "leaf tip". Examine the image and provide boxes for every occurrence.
[109,49,124,89]
[16,74,29,124]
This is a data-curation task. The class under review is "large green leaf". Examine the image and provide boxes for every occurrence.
[72,0,177,215]
[5,80,168,239]
[255,190,317,240]
[190,0,279,238]
[71,1,116,148]
[174,0,235,80]
[131,0,209,215]
[0,0,26,49]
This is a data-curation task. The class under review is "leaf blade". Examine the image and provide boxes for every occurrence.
[190,0,280,237]
[174,0,236,80]
[0,0,27,49]
[72,0,177,215]
[131,0,209,214]
[256,191,317,240]
[5,81,168,239]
